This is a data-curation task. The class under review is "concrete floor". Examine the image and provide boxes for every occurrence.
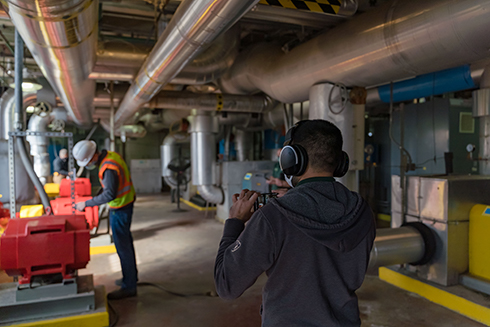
[82,194,485,327]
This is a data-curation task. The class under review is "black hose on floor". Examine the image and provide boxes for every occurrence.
[107,282,218,326]
[137,282,218,297]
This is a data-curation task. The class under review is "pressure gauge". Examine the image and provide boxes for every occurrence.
[466,144,476,153]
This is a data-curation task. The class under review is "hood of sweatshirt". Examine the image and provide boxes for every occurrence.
[270,180,373,253]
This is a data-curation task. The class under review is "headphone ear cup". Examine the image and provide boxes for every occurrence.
[279,145,308,177]
[294,144,308,176]
[334,151,349,178]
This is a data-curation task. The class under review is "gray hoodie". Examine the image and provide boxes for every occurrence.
[215,178,376,327]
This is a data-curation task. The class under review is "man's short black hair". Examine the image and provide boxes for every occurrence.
[291,119,343,172]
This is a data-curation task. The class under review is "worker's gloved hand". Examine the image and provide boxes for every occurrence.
[229,189,259,223]
[76,202,86,212]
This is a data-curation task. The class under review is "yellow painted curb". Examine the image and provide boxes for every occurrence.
[90,244,117,255]
[7,311,109,327]
[180,198,216,212]
[379,267,490,326]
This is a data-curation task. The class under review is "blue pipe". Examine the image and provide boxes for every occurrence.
[378,65,476,103]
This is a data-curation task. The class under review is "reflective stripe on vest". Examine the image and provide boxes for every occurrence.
[98,151,135,209]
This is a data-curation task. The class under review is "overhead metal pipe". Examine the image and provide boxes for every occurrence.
[95,90,275,113]
[6,0,98,127]
[100,120,147,138]
[92,29,239,85]
[220,0,490,104]
[366,64,482,105]
[113,0,260,128]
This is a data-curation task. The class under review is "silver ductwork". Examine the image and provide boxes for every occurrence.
[190,113,223,204]
[368,222,436,270]
[91,28,239,84]
[6,0,97,127]
[221,0,490,103]
[113,0,260,128]
[368,226,425,270]
[161,132,190,188]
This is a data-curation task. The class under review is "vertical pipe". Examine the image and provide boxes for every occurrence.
[14,30,23,131]
[110,81,115,152]
[400,103,407,224]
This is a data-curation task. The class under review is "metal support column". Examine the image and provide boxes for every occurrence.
[8,136,16,219]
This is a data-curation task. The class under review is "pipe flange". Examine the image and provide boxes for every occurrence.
[402,222,437,266]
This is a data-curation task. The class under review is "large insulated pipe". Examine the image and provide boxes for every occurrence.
[6,0,97,127]
[190,113,223,204]
[113,0,260,128]
[367,65,479,105]
[27,114,51,185]
[368,223,436,270]
[92,29,239,84]
[99,120,147,139]
[220,0,490,103]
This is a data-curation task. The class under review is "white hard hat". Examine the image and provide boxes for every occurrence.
[73,140,97,167]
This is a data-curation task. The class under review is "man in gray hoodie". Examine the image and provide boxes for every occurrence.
[214,119,376,327]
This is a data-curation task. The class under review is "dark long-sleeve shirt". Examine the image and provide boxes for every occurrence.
[85,169,119,207]
[53,157,69,175]
[215,178,376,327]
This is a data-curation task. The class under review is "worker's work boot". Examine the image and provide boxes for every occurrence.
[115,278,138,286]
[107,288,137,300]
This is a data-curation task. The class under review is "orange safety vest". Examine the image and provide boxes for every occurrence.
[98,151,135,209]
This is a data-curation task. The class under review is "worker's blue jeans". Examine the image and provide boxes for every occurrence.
[110,203,138,290]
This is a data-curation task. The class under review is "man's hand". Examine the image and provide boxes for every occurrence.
[267,177,289,188]
[229,189,259,223]
[266,177,281,186]
[274,188,289,198]
[76,202,86,212]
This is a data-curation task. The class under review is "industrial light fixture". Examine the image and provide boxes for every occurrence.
[8,67,43,92]
[9,79,43,93]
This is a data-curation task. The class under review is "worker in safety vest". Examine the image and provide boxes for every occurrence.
[73,140,138,300]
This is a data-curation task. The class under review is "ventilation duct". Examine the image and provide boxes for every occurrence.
[190,113,223,204]
[113,0,260,128]
[6,0,97,127]
[220,0,490,103]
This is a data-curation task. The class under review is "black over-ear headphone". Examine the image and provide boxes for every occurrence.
[279,121,349,178]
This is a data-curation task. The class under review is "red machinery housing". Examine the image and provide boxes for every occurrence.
[0,215,90,284]
[50,178,99,229]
